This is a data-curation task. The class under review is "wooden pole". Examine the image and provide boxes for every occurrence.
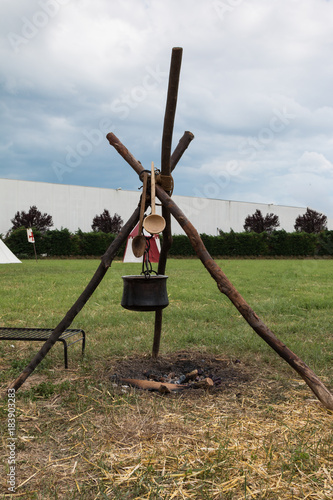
[161,47,183,175]
[170,131,194,171]
[153,47,183,357]
[7,206,141,393]
[106,132,333,410]
[32,241,38,262]
[152,131,194,357]
[6,133,194,393]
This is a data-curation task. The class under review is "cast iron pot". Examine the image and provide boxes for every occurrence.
[121,275,169,311]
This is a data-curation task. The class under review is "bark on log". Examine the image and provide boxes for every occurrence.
[7,206,141,393]
[153,47,183,357]
[170,131,194,172]
[161,47,183,177]
[152,133,194,358]
[106,131,193,178]
[6,131,194,393]
[106,132,333,410]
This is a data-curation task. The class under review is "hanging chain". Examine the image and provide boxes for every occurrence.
[141,237,157,277]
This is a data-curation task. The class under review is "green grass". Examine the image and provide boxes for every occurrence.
[1,258,332,381]
[1,258,332,499]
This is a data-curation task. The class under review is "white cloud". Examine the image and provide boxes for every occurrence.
[1,0,333,219]
[294,151,333,175]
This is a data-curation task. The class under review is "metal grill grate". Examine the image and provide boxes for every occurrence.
[0,327,86,369]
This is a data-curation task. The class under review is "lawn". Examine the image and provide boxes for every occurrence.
[1,258,332,499]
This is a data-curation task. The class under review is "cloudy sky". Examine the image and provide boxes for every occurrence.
[1,0,333,220]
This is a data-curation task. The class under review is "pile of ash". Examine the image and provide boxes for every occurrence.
[109,351,249,394]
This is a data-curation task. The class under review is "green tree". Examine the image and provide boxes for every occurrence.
[10,205,53,233]
[243,209,279,233]
[294,207,327,233]
[91,209,123,233]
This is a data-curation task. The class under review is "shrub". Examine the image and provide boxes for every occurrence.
[91,210,123,233]
[294,208,327,233]
[42,229,72,256]
[78,232,116,256]
[169,235,195,256]
[243,209,280,233]
[5,228,37,256]
[316,230,333,256]
[5,228,329,258]
[10,205,53,233]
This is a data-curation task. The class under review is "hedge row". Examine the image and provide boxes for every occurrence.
[4,228,124,258]
[167,231,322,257]
[4,228,333,258]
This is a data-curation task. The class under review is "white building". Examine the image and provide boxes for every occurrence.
[1,178,330,236]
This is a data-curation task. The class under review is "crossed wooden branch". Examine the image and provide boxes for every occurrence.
[106,131,333,410]
[5,131,193,394]
[6,48,333,411]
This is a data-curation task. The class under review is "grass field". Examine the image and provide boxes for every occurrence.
[1,258,332,499]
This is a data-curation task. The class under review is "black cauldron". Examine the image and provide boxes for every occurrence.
[121,275,169,311]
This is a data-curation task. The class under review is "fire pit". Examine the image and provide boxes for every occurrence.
[109,351,250,395]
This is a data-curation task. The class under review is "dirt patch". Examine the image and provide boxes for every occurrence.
[108,350,253,397]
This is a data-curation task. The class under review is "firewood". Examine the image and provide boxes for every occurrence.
[120,378,185,391]
[192,378,214,389]
[185,369,198,381]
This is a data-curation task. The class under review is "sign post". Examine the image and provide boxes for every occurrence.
[27,228,38,262]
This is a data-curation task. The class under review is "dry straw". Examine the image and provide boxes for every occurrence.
[4,375,332,499]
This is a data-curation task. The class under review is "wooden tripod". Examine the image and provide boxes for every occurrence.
[7,48,333,411]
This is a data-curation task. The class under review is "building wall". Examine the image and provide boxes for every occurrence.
[1,178,330,236]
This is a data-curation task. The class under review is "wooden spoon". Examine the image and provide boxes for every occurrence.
[132,171,148,257]
[143,162,166,235]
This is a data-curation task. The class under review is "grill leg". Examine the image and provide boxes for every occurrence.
[81,331,86,358]
[60,340,68,369]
